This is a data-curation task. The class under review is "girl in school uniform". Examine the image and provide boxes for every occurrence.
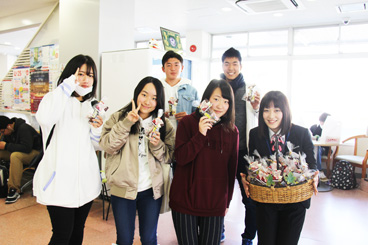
[169,79,239,245]
[241,90,319,245]
[99,76,175,245]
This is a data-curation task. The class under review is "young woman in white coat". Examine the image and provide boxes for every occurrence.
[33,54,103,244]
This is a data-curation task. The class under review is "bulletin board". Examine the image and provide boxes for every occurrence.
[1,44,59,113]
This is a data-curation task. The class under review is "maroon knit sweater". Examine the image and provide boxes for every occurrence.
[169,112,239,217]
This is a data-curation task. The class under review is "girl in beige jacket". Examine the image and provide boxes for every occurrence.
[100,76,175,245]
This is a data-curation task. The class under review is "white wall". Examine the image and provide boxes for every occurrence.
[59,0,100,66]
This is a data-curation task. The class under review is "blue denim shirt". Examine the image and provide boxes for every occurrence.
[176,84,199,115]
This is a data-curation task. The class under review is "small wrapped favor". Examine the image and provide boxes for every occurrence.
[242,84,257,103]
[148,109,164,138]
[168,97,178,116]
[89,97,109,122]
[198,100,220,124]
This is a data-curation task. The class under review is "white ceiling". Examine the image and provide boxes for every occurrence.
[1,0,368,56]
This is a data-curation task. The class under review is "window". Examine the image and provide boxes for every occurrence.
[340,23,368,53]
[212,33,248,59]
[291,58,368,140]
[211,23,368,141]
[294,26,339,55]
[248,30,288,56]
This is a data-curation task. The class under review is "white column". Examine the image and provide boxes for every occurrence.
[59,0,100,66]
[99,0,135,52]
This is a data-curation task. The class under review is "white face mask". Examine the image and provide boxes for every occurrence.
[75,85,93,96]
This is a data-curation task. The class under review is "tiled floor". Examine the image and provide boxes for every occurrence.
[1,180,368,245]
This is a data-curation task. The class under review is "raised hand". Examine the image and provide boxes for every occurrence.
[149,131,160,146]
[127,99,141,123]
[175,111,187,122]
[251,91,261,110]
[90,115,103,128]
[199,116,214,136]
[74,68,80,84]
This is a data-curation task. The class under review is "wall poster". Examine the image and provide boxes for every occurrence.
[12,67,30,111]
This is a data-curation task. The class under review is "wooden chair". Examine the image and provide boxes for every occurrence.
[332,135,368,179]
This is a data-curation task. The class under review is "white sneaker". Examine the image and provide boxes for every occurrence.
[319,171,328,181]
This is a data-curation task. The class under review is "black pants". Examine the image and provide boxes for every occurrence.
[47,201,93,245]
[236,149,257,240]
[256,202,306,245]
[172,210,224,245]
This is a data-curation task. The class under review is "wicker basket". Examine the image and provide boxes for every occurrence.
[249,179,314,204]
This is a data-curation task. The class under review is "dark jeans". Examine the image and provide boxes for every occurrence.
[47,201,93,245]
[111,188,162,245]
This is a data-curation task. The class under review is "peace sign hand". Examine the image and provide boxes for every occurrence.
[74,68,80,84]
[127,99,141,123]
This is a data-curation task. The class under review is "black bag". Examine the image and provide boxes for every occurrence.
[331,160,357,190]
[0,161,9,198]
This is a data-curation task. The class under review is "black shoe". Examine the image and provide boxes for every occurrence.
[5,188,20,204]
[242,238,253,245]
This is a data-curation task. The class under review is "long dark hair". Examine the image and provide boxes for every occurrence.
[57,54,97,101]
[199,79,236,132]
[119,76,166,141]
[258,91,292,138]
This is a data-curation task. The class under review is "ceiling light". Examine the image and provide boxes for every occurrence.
[221,7,232,12]
[337,3,367,13]
[22,19,33,25]
[273,13,284,17]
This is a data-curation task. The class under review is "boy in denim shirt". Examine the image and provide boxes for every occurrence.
[161,51,199,129]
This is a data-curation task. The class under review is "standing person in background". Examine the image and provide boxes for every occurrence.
[161,50,199,129]
[170,79,238,245]
[100,77,175,245]
[33,54,103,244]
[310,112,330,181]
[0,116,42,204]
[220,47,260,244]
[242,90,319,245]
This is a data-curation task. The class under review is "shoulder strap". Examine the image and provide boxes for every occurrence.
[40,125,55,151]
[45,125,56,149]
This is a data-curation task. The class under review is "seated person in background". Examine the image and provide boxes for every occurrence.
[310,112,330,180]
[160,50,199,130]
[0,116,41,204]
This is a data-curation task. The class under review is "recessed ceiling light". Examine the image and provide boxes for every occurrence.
[273,13,284,17]
[22,19,33,25]
[14,47,20,50]
[221,7,232,12]
[337,3,367,13]
[4,42,12,45]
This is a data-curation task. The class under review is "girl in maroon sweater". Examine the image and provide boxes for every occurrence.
[169,79,239,245]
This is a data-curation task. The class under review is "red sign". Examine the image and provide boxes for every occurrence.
[190,45,197,52]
